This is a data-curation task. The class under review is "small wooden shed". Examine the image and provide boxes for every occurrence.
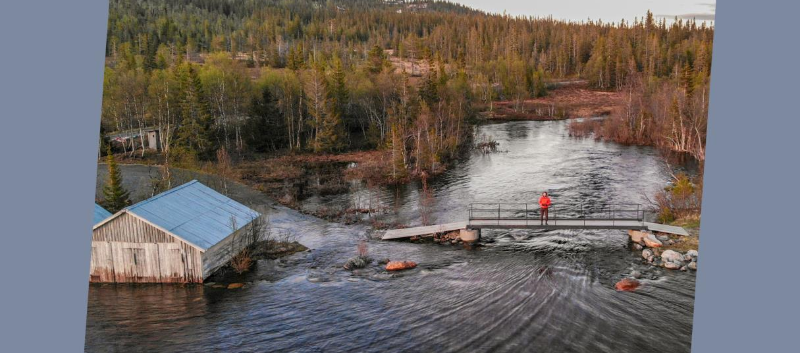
[90,180,260,283]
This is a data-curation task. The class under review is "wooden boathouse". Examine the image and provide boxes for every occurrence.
[90,180,260,283]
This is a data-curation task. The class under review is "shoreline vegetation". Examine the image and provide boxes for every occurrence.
[98,0,711,238]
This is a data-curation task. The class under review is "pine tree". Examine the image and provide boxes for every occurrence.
[681,62,695,98]
[315,96,346,152]
[286,46,298,70]
[367,45,387,74]
[419,63,439,106]
[174,63,215,161]
[102,146,131,213]
[532,69,548,98]
[246,85,284,152]
[329,57,349,122]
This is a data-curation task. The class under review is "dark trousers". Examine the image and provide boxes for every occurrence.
[540,208,549,224]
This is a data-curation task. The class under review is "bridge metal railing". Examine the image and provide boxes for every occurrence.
[468,202,645,226]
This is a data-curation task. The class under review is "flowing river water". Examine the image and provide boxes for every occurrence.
[86,120,696,352]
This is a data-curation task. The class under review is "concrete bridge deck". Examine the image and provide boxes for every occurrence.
[382,220,687,240]
[381,203,689,240]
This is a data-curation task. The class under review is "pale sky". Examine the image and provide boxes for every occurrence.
[452,0,716,24]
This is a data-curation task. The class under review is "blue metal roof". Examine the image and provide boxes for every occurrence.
[125,180,260,250]
[94,203,113,224]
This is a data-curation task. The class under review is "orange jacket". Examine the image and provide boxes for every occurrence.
[539,196,551,209]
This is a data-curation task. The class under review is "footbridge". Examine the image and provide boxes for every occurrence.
[382,203,688,240]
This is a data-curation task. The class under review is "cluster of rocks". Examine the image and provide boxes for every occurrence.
[629,230,698,271]
[628,230,688,250]
[409,231,466,245]
[434,231,464,244]
[642,248,698,271]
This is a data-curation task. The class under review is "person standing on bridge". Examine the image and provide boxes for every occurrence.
[539,192,552,225]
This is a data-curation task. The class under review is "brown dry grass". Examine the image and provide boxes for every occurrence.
[230,248,253,274]
[237,150,391,185]
[484,82,626,121]
[661,234,700,253]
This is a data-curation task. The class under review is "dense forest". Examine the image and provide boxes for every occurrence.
[101,0,713,182]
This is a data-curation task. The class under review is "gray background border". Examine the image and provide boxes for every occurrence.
[690,1,800,351]
[1,1,798,352]
[0,1,108,351]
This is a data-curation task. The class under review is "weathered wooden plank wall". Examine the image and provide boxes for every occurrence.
[201,220,256,279]
[90,213,204,283]
[93,213,175,243]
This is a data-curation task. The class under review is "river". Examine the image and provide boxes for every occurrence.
[86,120,696,353]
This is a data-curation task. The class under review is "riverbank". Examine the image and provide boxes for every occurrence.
[478,81,626,121]
[110,140,476,227]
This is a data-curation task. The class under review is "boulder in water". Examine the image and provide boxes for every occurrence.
[688,261,698,271]
[628,230,650,243]
[660,250,684,270]
[386,260,417,271]
[642,234,663,248]
[227,283,244,289]
[661,250,684,264]
[343,256,372,270]
[642,249,654,261]
[615,278,641,292]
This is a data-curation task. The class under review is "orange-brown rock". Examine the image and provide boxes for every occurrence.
[227,283,245,289]
[385,261,417,271]
[615,278,641,292]
[642,234,663,248]
[628,230,649,243]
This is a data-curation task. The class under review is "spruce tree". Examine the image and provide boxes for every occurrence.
[367,45,387,74]
[246,85,284,152]
[174,63,215,161]
[315,97,346,153]
[419,65,439,106]
[102,146,131,213]
[329,58,350,123]
[311,58,348,152]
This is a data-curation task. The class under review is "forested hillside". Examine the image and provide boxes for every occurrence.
[101,0,713,178]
